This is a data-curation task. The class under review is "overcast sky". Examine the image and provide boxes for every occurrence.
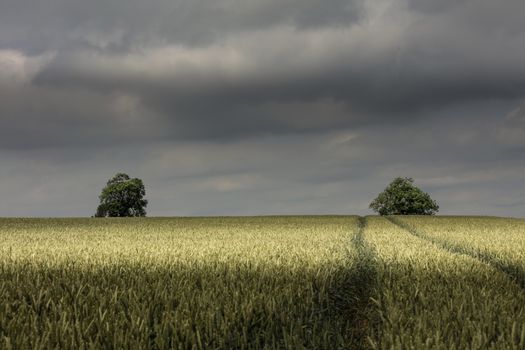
[1,0,525,217]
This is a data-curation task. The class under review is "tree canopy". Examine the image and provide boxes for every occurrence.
[95,173,148,217]
[370,177,439,215]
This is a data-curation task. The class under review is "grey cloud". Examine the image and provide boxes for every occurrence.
[0,0,364,53]
[1,0,525,217]
[31,45,525,142]
[496,114,525,150]
[506,101,525,124]
[25,0,525,142]
[2,116,524,217]
[0,83,171,150]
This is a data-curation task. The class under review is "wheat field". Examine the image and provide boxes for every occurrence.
[1,216,525,349]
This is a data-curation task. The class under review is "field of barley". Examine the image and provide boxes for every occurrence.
[1,215,525,349]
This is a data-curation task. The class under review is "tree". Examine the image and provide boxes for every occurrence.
[95,173,148,217]
[370,177,439,215]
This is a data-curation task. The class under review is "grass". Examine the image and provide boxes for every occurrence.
[1,215,525,349]
[391,216,525,288]
[365,216,525,349]
[0,216,361,349]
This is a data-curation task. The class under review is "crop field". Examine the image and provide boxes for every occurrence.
[1,216,525,349]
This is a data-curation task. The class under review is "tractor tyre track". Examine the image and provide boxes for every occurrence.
[386,216,525,290]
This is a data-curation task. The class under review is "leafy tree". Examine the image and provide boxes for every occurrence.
[370,177,439,215]
[95,173,148,217]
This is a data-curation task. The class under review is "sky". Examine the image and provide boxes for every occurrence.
[1,0,524,217]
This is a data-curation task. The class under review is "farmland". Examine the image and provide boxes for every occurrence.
[1,216,525,349]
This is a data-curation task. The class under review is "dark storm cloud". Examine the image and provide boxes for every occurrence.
[4,0,525,142]
[0,82,169,150]
[24,0,525,141]
[1,0,525,217]
[0,0,364,53]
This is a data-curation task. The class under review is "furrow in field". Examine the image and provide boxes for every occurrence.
[343,216,380,350]
[365,216,525,349]
[386,216,525,289]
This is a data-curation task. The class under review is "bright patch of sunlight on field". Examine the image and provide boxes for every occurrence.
[2,216,525,349]
[0,216,359,349]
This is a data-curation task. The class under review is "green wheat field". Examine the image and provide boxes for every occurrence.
[1,216,525,349]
